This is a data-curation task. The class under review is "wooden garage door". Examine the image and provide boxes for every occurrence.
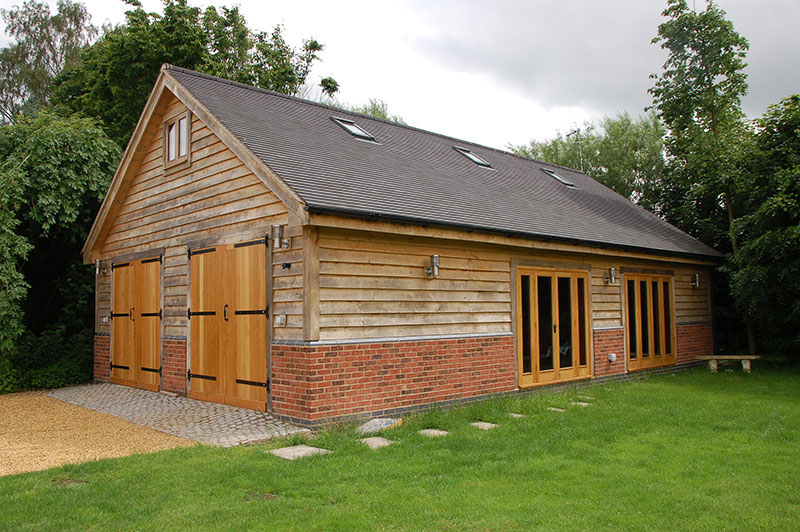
[189,239,268,411]
[111,257,161,391]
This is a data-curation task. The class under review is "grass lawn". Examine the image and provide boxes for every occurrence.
[1,366,798,531]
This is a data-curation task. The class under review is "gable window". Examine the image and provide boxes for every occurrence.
[332,117,376,142]
[454,146,492,168]
[164,111,191,168]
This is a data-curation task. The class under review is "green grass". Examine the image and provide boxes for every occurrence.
[2,366,799,531]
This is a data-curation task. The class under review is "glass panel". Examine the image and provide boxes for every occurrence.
[538,276,554,371]
[577,277,587,366]
[663,281,672,354]
[557,277,573,369]
[652,281,661,356]
[627,279,637,359]
[178,116,189,157]
[167,122,177,161]
[521,275,532,374]
[640,280,649,357]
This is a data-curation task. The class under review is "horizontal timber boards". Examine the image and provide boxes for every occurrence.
[318,228,512,340]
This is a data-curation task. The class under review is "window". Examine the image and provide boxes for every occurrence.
[516,267,591,387]
[625,274,675,370]
[454,146,492,168]
[331,117,376,142]
[164,111,191,168]
[542,168,577,188]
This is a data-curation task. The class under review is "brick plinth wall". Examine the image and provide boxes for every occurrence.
[271,334,516,423]
[676,322,714,364]
[93,333,110,382]
[162,336,187,394]
[593,328,626,377]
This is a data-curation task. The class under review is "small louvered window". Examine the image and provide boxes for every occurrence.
[332,117,375,141]
[542,168,577,188]
[454,146,491,168]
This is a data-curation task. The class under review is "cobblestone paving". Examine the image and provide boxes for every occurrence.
[49,383,308,447]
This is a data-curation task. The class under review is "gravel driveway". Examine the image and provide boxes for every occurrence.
[0,392,194,477]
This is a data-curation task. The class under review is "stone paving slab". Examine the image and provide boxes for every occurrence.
[361,437,395,450]
[357,417,402,434]
[418,429,449,438]
[509,413,525,418]
[571,401,592,407]
[547,407,566,412]
[49,383,308,447]
[471,422,497,430]
[270,445,331,460]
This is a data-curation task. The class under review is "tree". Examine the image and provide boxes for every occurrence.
[0,111,120,389]
[342,98,407,124]
[53,0,338,147]
[510,112,666,211]
[0,0,98,123]
[731,95,800,356]
[648,0,755,353]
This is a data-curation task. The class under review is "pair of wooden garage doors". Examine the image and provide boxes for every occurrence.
[110,239,269,410]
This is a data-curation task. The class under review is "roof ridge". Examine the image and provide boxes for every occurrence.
[162,64,573,173]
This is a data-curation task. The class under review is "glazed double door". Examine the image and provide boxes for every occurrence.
[189,240,269,410]
[111,257,161,391]
[517,268,591,386]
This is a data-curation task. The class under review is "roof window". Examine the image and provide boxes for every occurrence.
[542,168,577,188]
[332,117,375,141]
[454,146,492,168]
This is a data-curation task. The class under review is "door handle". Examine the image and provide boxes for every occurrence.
[224,304,228,321]
[130,307,135,321]
[553,323,557,333]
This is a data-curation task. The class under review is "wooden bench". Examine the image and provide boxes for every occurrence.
[696,355,761,373]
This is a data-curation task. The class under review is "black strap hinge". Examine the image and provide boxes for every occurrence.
[188,371,216,381]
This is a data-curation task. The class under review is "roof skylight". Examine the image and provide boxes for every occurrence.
[542,168,577,188]
[454,146,492,168]
[332,117,375,141]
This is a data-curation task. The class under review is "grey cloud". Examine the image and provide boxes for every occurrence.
[406,0,799,119]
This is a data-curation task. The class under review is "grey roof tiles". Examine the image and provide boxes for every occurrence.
[167,65,720,259]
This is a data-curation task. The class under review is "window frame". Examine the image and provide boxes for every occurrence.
[163,110,192,171]
[515,266,592,388]
[331,117,376,142]
[624,273,676,371]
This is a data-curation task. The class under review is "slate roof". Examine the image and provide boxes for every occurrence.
[166,65,720,260]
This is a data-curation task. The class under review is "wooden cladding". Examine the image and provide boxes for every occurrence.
[111,257,161,391]
[516,267,591,387]
[625,274,676,371]
[317,228,512,340]
[188,239,269,410]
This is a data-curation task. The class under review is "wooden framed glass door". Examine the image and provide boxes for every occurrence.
[625,274,675,370]
[516,267,591,387]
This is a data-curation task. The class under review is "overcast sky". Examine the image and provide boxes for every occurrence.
[1,0,798,149]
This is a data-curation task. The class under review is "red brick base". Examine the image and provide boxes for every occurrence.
[593,328,626,377]
[271,334,516,423]
[162,337,187,395]
[676,322,714,364]
[93,334,110,382]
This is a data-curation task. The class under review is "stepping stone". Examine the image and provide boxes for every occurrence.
[576,396,594,401]
[357,417,402,434]
[547,407,566,413]
[361,437,395,450]
[471,422,497,430]
[269,445,331,460]
[418,429,449,438]
[571,401,592,407]
[509,413,525,418]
